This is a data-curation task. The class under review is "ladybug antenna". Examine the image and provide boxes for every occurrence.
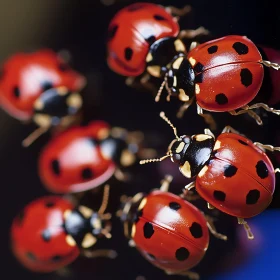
[98,184,110,214]
[159,111,180,140]
[155,79,166,102]
[139,152,171,165]
[22,126,49,147]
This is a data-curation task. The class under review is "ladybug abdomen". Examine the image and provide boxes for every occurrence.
[195,62,264,111]
[196,133,275,218]
[132,191,209,272]
[134,218,206,272]
[107,3,179,77]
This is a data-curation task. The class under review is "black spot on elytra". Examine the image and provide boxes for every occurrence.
[81,168,93,180]
[17,210,25,226]
[143,222,154,239]
[58,63,70,72]
[224,164,238,177]
[45,201,55,208]
[41,81,53,92]
[246,189,260,205]
[41,229,51,242]
[108,25,118,40]
[232,42,249,55]
[26,252,37,261]
[51,159,60,176]
[51,255,62,262]
[13,86,20,98]
[127,4,145,11]
[256,160,269,179]
[207,45,218,54]
[175,247,190,261]
[169,202,181,211]
[213,190,226,201]
[124,47,133,61]
[240,68,253,87]
[238,139,248,146]
[189,222,203,238]
[145,36,156,45]
[147,253,156,260]
[215,93,228,105]
[194,62,204,73]
[153,14,166,21]
[133,209,143,223]
[195,73,204,83]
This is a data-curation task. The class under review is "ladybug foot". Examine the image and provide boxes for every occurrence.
[179,26,210,40]
[254,142,280,153]
[237,218,254,240]
[205,215,228,241]
[165,270,199,280]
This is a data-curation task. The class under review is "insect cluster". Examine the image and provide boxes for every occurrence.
[3,2,280,280]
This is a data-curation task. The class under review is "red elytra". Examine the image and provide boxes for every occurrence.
[11,196,79,273]
[196,132,275,218]
[39,121,116,194]
[0,49,85,121]
[132,190,209,273]
[107,2,179,77]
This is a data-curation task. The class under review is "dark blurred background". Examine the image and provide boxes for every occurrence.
[1,0,280,279]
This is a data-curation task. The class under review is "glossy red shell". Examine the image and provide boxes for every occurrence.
[38,121,116,194]
[133,190,209,273]
[107,3,179,76]
[187,35,264,111]
[11,196,79,272]
[196,133,275,218]
[0,49,85,120]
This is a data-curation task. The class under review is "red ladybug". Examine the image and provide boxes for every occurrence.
[39,120,144,194]
[10,187,115,273]
[157,35,280,125]
[0,49,86,146]
[140,112,280,239]
[107,3,208,83]
[117,175,226,278]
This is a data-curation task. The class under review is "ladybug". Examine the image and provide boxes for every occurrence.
[156,35,280,125]
[10,186,116,273]
[107,3,208,87]
[38,120,146,194]
[117,175,226,278]
[0,49,86,146]
[140,112,280,239]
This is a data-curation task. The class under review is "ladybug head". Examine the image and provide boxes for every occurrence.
[154,55,195,103]
[140,112,189,166]
[116,192,146,239]
[146,37,186,78]
[22,86,83,147]
[63,186,112,249]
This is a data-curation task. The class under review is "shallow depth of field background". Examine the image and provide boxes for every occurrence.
[1,0,280,279]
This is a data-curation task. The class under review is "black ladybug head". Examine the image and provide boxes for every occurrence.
[168,135,191,165]
[33,86,83,129]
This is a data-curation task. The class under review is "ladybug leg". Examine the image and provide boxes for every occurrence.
[179,26,210,40]
[165,5,192,18]
[181,181,200,201]
[56,266,72,277]
[82,249,117,259]
[159,175,173,192]
[189,41,199,51]
[237,218,254,240]
[261,60,280,70]
[165,270,199,280]
[221,125,243,135]
[197,104,217,131]
[204,128,215,139]
[229,107,263,125]
[275,168,280,173]
[126,74,158,94]
[176,98,194,118]
[114,168,130,182]
[22,126,49,147]
[207,202,215,209]
[204,215,227,240]
[253,142,280,153]
[243,103,280,117]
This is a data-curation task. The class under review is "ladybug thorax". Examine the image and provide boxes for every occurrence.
[63,206,106,249]
[146,37,186,78]
[165,56,195,101]
[172,134,215,178]
[33,86,82,128]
